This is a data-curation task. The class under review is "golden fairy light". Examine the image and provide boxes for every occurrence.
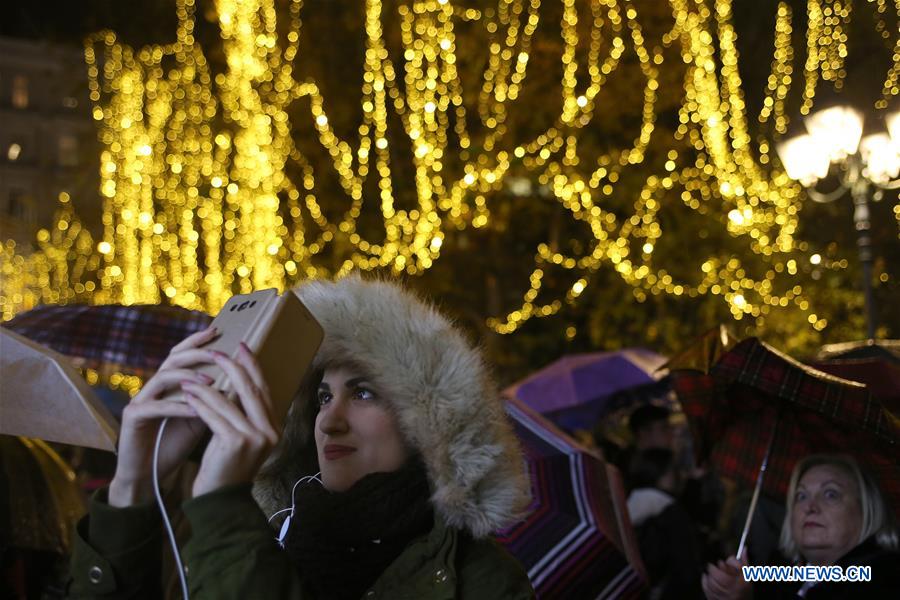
[1,0,897,339]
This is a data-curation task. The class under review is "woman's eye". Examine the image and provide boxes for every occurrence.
[354,387,376,401]
[795,491,807,503]
[823,489,840,501]
[316,391,332,407]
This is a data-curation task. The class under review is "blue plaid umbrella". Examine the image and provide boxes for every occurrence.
[4,303,212,378]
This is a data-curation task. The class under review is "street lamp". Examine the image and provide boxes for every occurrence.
[776,105,900,339]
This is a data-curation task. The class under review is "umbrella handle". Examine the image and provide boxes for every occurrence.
[736,417,779,562]
[736,467,764,561]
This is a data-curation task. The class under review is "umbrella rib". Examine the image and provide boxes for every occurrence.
[595,567,641,600]
[507,402,599,584]
[530,453,594,583]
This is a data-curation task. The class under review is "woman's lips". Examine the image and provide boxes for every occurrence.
[323,445,356,460]
[803,520,824,529]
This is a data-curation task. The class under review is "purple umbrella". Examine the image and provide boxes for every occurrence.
[505,349,668,431]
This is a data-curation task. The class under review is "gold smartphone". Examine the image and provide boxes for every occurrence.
[164,288,324,425]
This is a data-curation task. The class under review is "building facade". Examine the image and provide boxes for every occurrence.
[0,36,101,246]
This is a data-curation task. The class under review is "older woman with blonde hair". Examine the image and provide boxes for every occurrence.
[703,453,900,600]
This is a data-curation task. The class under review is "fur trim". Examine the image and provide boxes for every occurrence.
[253,274,529,537]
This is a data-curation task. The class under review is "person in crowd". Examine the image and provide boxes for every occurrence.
[629,404,675,452]
[68,275,535,599]
[618,403,724,561]
[702,453,900,600]
[627,448,704,600]
[596,404,674,487]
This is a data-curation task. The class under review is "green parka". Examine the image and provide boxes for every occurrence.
[69,484,534,599]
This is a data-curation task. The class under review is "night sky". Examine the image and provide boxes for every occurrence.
[2,0,183,47]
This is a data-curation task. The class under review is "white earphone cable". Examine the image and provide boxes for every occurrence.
[153,419,321,595]
[154,417,190,600]
[268,471,321,546]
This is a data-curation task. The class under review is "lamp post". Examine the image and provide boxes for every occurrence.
[777,105,900,340]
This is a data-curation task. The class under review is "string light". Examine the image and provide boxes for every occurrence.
[871,0,900,107]
[758,2,794,138]
[0,0,896,344]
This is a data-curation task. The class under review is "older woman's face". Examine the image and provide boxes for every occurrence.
[790,464,863,565]
[314,366,409,492]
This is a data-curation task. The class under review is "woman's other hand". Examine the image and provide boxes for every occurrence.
[108,327,219,507]
[182,342,281,498]
[702,555,752,600]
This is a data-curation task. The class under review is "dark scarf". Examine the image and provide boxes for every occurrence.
[282,460,434,600]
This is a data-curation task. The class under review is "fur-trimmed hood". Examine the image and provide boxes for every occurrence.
[253,275,529,537]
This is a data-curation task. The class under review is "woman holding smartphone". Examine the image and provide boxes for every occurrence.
[69,275,534,599]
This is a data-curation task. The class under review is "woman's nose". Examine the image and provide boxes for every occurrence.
[319,398,350,434]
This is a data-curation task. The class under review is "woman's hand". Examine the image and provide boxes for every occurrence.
[181,342,281,498]
[109,327,219,507]
[702,555,752,600]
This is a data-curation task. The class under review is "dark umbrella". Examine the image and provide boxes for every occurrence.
[4,303,211,379]
[0,436,85,554]
[495,397,647,599]
[671,336,900,558]
[817,339,900,363]
[505,349,668,431]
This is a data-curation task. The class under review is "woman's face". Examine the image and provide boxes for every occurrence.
[314,366,409,492]
[790,464,863,565]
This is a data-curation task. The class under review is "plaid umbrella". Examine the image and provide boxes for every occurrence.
[495,398,646,599]
[4,303,212,379]
[672,337,900,522]
[813,358,900,405]
[663,324,740,374]
[813,352,900,435]
[505,349,668,431]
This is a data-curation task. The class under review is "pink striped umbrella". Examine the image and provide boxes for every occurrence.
[495,397,647,598]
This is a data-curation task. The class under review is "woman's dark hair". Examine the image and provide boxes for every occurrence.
[629,448,675,489]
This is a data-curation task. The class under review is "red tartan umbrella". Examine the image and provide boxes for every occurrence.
[3,303,212,379]
[671,337,900,528]
[813,340,900,417]
[813,358,900,407]
[495,397,647,598]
